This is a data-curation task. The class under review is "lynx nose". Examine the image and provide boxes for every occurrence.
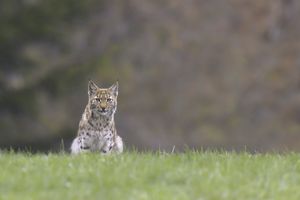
[100,102,107,111]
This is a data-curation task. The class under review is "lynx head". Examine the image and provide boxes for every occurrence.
[88,80,118,116]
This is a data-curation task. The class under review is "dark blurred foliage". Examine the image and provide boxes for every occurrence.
[1,0,300,152]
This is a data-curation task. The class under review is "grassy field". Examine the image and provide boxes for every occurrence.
[0,151,300,200]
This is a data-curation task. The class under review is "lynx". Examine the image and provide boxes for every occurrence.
[71,80,123,154]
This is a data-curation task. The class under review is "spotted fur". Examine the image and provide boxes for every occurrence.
[71,80,123,154]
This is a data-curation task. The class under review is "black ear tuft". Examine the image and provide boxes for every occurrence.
[88,80,98,96]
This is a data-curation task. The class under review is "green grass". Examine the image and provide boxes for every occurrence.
[0,151,300,200]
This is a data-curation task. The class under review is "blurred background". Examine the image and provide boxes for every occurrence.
[1,0,300,152]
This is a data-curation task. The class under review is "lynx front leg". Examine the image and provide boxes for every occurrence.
[70,133,93,154]
[100,138,113,154]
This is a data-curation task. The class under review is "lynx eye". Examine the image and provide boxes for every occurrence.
[95,98,100,102]
[107,98,112,102]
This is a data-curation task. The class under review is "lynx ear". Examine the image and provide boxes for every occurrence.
[109,81,118,97]
[88,80,98,96]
